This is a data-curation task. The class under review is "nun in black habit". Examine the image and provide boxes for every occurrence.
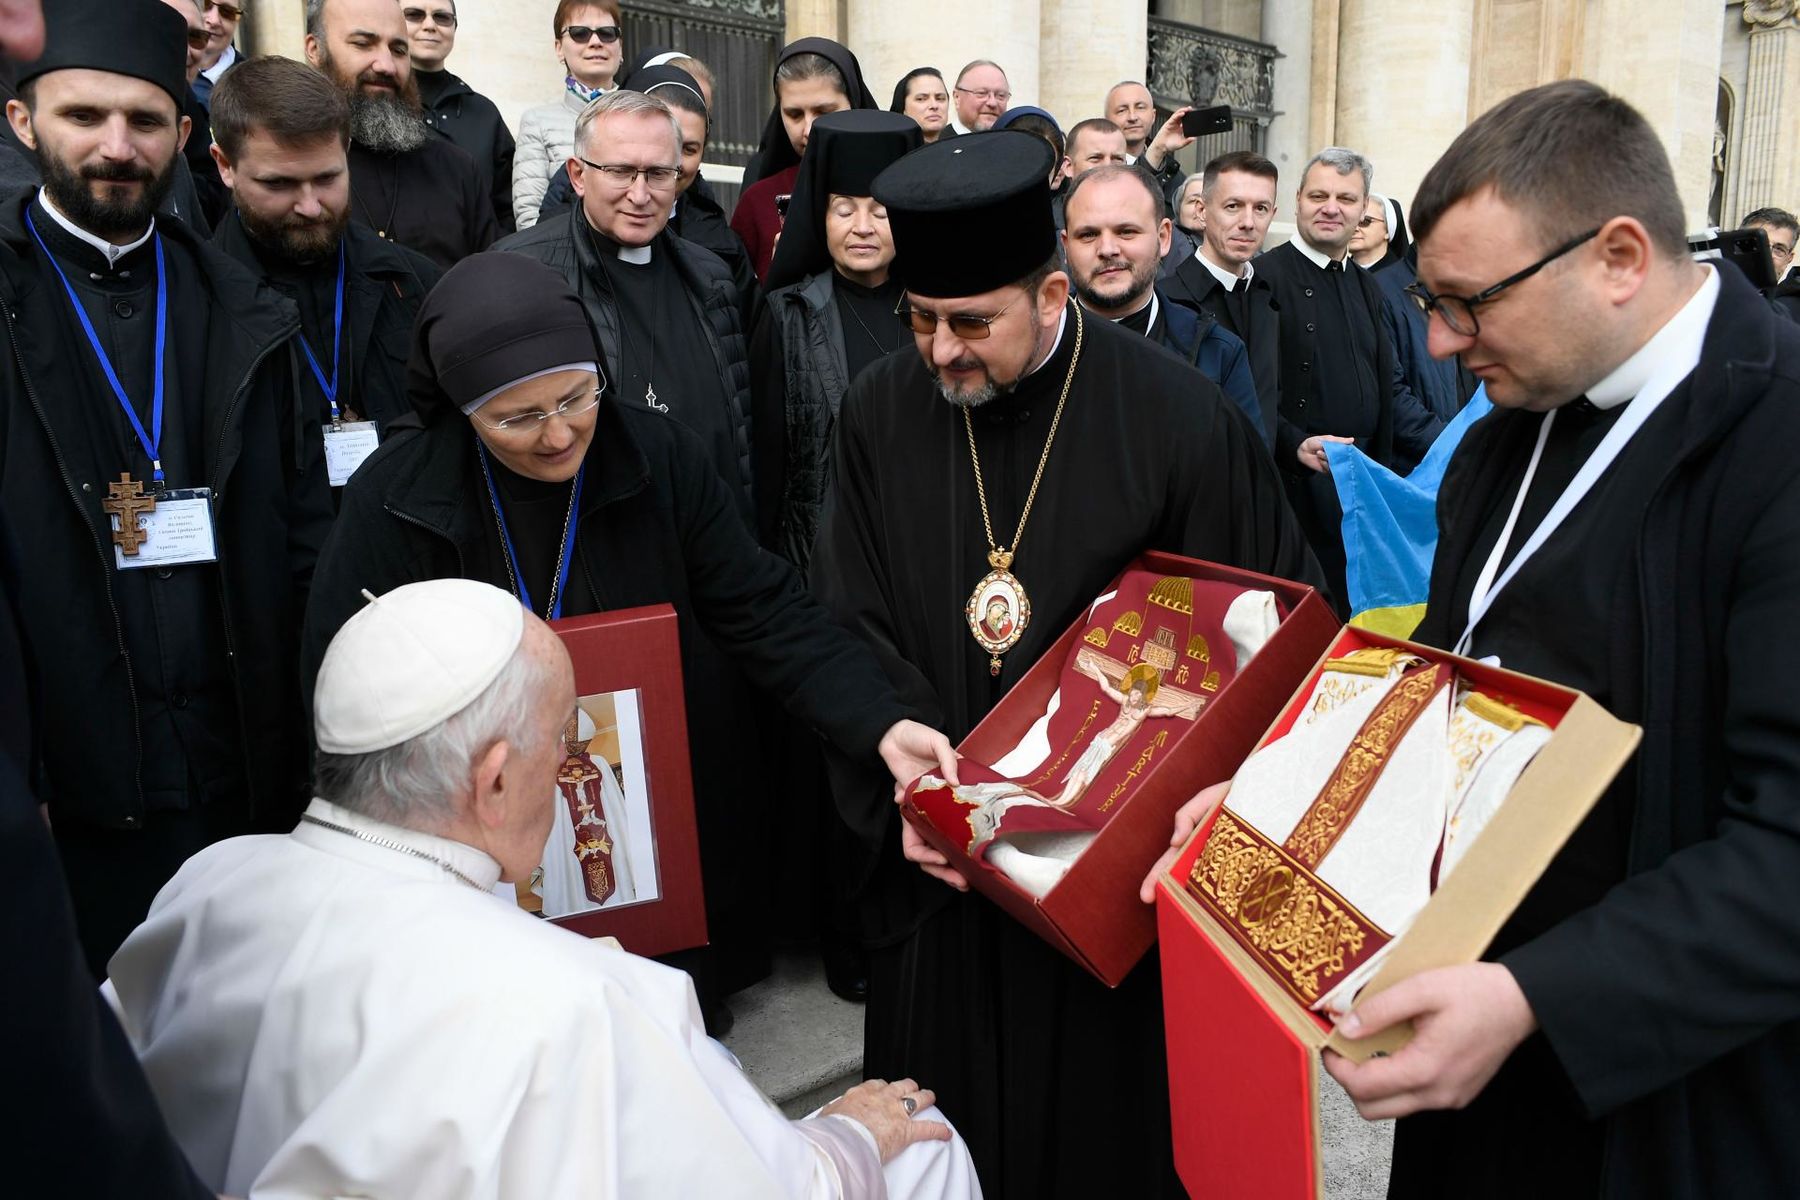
[731,37,881,282]
[302,252,958,1030]
[810,132,1320,1197]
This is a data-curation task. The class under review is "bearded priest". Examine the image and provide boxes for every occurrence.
[810,129,1320,1197]
[103,579,983,1200]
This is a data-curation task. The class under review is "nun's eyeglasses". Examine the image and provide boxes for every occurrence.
[473,389,604,433]
[1404,227,1599,336]
[895,296,1021,340]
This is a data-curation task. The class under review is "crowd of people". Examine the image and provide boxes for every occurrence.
[5,0,1799,1196]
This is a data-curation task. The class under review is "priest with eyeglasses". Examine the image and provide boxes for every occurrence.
[808,129,1319,1198]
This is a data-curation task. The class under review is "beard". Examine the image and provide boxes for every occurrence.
[38,147,176,244]
[932,317,1044,409]
[1072,256,1155,315]
[320,48,428,154]
[240,202,348,265]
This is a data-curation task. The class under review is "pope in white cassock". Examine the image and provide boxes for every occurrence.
[102,579,982,1199]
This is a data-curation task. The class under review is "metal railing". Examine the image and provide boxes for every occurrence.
[1145,16,1280,165]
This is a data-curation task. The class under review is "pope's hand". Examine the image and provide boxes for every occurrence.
[878,719,959,789]
[819,1078,951,1162]
[901,817,969,891]
[1322,962,1538,1121]
[1139,780,1231,903]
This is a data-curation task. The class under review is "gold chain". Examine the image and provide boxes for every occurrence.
[962,303,1085,571]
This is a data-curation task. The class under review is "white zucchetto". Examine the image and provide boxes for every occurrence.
[315,580,525,754]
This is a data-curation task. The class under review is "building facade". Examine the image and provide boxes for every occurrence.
[244,0,1796,231]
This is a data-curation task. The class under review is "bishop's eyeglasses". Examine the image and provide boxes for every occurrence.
[895,296,1021,340]
[1404,227,1600,336]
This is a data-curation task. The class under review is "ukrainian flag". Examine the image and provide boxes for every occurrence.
[1322,388,1495,638]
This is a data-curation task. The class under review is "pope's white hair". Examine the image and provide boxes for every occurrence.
[313,643,560,829]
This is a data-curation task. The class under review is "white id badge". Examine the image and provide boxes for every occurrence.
[112,487,218,569]
[323,420,380,487]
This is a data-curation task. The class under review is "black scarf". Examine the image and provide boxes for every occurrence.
[740,38,880,189]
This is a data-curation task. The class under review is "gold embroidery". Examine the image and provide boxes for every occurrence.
[1148,576,1195,614]
[1308,673,1372,719]
[1100,728,1169,813]
[1283,666,1449,869]
[1112,610,1143,636]
[1187,811,1387,1005]
[1083,625,1110,648]
[1022,699,1104,788]
[1462,690,1547,733]
[1186,633,1212,662]
[1142,627,1179,671]
[1322,647,1423,678]
[1201,669,1222,692]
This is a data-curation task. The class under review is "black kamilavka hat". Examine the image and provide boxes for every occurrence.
[18,0,188,108]
[872,130,1058,299]
[764,110,922,290]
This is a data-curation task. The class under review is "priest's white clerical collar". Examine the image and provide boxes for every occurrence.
[1583,264,1719,411]
[202,42,238,85]
[1107,291,1158,328]
[1291,234,1351,271]
[616,242,653,265]
[293,798,504,892]
[1196,245,1252,291]
[37,187,155,266]
[1023,306,1071,378]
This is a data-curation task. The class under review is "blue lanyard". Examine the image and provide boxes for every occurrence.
[296,243,348,425]
[26,208,169,485]
[477,444,584,620]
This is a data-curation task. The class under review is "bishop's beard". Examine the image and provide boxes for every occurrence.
[932,316,1045,410]
[323,53,429,154]
[38,149,177,245]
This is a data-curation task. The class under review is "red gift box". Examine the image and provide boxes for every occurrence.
[1155,626,1640,1198]
[899,551,1339,986]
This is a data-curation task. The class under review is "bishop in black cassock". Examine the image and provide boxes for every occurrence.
[812,130,1320,1197]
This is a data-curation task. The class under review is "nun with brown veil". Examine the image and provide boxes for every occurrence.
[301,251,957,1034]
[730,37,881,283]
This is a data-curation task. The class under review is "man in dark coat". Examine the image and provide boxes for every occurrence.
[1060,162,1263,442]
[1255,146,1441,608]
[210,55,440,490]
[0,0,331,974]
[812,130,1319,1198]
[303,251,956,1032]
[499,89,755,529]
[1320,80,1800,1200]
[1162,150,1284,444]
[406,0,515,235]
[306,0,496,269]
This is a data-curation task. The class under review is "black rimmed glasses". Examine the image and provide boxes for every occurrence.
[402,7,458,27]
[895,295,1021,340]
[1405,227,1601,336]
[577,158,681,192]
[561,24,622,44]
[473,388,604,433]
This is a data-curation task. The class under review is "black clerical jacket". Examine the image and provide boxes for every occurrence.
[347,137,498,270]
[1163,250,1283,444]
[213,217,441,432]
[1411,266,1800,1197]
[0,188,330,831]
[496,208,756,516]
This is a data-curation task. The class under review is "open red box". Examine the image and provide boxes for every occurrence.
[1154,625,1641,1198]
[899,551,1339,986]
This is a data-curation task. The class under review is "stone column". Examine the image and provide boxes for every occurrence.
[1579,0,1726,229]
[785,0,842,46]
[1039,0,1145,129]
[1331,0,1475,207]
[245,0,306,56]
[847,0,1040,121]
[1736,1,1800,218]
[1261,0,1316,184]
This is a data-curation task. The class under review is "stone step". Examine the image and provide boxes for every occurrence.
[721,950,865,1117]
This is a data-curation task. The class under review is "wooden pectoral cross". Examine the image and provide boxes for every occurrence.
[103,473,156,556]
